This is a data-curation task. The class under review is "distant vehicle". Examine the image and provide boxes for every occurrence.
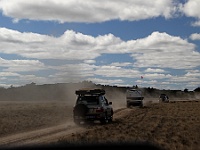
[159,94,169,103]
[126,88,144,107]
[73,88,113,125]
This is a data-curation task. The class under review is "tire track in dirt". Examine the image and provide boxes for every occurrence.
[0,107,130,147]
[0,123,77,147]
[118,106,149,124]
[125,107,150,141]
[56,101,200,150]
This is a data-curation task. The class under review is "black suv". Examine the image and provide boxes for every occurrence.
[73,88,113,125]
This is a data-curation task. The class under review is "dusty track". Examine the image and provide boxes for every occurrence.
[58,101,200,150]
[0,101,200,150]
[0,107,131,148]
[0,123,81,147]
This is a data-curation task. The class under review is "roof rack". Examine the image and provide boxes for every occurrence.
[75,88,105,95]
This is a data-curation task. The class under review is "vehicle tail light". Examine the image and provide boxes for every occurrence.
[96,107,104,112]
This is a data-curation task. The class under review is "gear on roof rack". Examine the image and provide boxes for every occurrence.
[75,88,105,95]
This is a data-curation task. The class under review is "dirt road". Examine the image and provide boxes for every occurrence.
[0,107,131,148]
[58,101,200,150]
[0,101,200,150]
[0,123,80,147]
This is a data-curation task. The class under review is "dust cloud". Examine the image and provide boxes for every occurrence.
[63,84,128,110]
[104,87,127,110]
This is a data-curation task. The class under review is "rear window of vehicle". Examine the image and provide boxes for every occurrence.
[77,96,99,105]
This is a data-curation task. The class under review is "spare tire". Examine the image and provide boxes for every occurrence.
[73,104,88,117]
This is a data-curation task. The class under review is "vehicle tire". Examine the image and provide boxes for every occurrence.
[108,110,113,123]
[127,103,130,108]
[73,104,88,117]
[100,118,106,124]
[100,113,108,124]
[140,102,144,108]
[108,116,113,123]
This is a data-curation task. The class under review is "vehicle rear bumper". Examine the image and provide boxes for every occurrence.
[127,100,143,106]
[73,114,104,121]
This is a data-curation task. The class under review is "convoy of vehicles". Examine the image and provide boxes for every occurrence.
[73,88,113,125]
[73,87,171,125]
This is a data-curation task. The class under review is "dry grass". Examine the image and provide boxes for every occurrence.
[0,100,200,150]
[59,101,200,150]
[0,101,73,137]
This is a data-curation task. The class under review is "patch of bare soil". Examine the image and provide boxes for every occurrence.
[58,101,200,150]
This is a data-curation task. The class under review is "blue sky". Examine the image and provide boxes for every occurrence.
[0,0,200,91]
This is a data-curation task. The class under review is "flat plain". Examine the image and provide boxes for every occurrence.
[0,100,199,150]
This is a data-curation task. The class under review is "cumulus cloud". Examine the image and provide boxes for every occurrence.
[130,32,199,69]
[189,33,200,40]
[0,28,199,89]
[0,28,101,60]
[0,0,178,23]
[144,73,172,79]
[86,78,124,85]
[0,57,46,72]
[84,60,96,64]
[185,70,200,78]
[0,28,199,70]
[94,65,141,78]
[180,0,200,26]
[110,62,132,67]
[51,63,96,77]
[0,72,20,77]
[145,68,166,73]
[1,1,200,90]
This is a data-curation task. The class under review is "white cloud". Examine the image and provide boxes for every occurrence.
[191,21,200,27]
[185,70,200,78]
[189,33,200,40]
[0,72,20,77]
[0,28,199,70]
[144,73,172,80]
[180,0,200,26]
[130,32,199,69]
[110,62,132,67]
[0,0,178,23]
[169,74,198,83]
[181,0,200,18]
[0,28,200,89]
[51,63,96,77]
[94,65,141,78]
[136,79,158,84]
[86,78,124,85]
[192,20,200,27]
[144,68,166,73]
[0,57,46,72]
[0,28,101,60]
[84,60,96,64]
[1,1,200,90]
[167,74,200,90]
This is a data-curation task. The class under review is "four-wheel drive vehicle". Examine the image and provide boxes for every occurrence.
[126,88,144,107]
[73,88,113,125]
[159,94,169,103]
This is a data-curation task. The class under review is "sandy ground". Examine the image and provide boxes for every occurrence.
[0,99,199,150]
